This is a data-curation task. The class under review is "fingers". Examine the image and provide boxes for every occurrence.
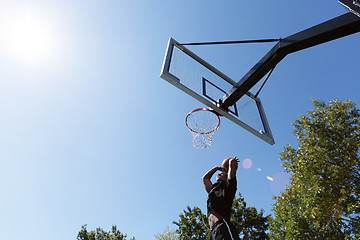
[230,157,239,168]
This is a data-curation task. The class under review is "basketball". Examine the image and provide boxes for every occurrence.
[222,158,231,170]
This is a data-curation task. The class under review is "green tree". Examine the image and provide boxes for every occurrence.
[173,193,269,239]
[269,99,360,240]
[77,225,135,240]
[154,226,179,240]
[231,194,269,239]
[173,206,209,240]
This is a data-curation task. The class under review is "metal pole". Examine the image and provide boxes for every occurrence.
[220,12,360,110]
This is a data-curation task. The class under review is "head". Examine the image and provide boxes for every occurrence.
[216,171,227,182]
[221,158,232,172]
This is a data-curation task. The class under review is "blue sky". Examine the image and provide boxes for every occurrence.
[0,1,359,239]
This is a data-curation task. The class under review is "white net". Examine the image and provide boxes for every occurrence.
[190,131,216,149]
[186,108,220,149]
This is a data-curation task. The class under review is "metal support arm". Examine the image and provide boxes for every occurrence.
[221,12,360,110]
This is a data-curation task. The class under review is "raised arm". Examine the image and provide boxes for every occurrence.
[202,166,224,193]
[228,157,239,180]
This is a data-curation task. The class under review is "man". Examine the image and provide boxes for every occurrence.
[202,157,240,240]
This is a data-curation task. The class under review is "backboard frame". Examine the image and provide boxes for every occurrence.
[160,38,275,145]
[339,0,360,17]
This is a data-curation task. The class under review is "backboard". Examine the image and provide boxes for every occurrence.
[160,38,275,145]
[339,0,360,17]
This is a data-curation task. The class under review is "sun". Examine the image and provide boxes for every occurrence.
[0,7,57,66]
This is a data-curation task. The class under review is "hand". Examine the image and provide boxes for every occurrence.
[229,157,239,168]
[215,166,226,172]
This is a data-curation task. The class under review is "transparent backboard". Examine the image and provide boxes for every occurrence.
[339,0,360,17]
[160,38,275,145]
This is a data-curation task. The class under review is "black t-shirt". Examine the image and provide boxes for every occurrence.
[207,177,237,220]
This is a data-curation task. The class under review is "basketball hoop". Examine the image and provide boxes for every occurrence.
[185,108,221,149]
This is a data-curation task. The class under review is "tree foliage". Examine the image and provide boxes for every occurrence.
[77,225,135,240]
[269,99,360,239]
[154,226,179,240]
[173,206,209,240]
[173,193,269,239]
[231,194,269,239]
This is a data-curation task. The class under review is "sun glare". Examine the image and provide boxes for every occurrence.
[0,7,57,66]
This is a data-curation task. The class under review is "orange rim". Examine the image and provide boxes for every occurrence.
[185,108,220,134]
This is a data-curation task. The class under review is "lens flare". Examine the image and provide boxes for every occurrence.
[242,158,252,169]
[266,176,274,181]
[270,172,290,195]
[257,168,262,172]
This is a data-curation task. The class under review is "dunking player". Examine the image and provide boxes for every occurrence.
[202,157,241,240]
